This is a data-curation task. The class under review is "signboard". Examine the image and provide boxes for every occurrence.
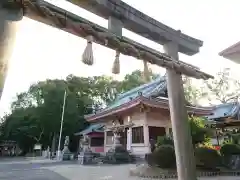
[34,144,42,150]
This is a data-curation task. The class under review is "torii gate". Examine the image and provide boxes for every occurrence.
[0,1,213,180]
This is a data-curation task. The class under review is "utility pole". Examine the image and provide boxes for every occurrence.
[56,90,67,160]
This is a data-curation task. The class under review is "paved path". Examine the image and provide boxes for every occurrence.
[0,158,239,180]
[0,158,69,180]
[44,164,240,180]
[43,164,139,180]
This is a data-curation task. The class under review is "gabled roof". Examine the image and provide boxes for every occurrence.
[86,96,213,122]
[219,41,240,64]
[85,76,213,122]
[105,75,167,110]
[85,76,167,120]
[219,41,240,56]
[74,124,104,136]
[206,102,240,121]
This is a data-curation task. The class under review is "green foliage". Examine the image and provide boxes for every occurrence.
[195,146,221,169]
[156,117,210,149]
[189,117,210,147]
[0,69,205,153]
[220,144,240,157]
[156,136,174,147]
[148,145,176,168]
[0,71,159,153]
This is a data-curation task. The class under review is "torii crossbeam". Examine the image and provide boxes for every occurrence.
[0,1,213,180]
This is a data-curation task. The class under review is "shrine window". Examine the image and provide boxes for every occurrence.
[132,126,144,143]
[106,131,113,145]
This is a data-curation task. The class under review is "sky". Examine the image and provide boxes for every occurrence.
[0,0,240,116]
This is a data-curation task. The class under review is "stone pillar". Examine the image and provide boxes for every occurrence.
[164,41,197,180]
[0,6,23,99]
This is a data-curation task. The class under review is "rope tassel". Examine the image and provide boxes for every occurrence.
[82,36,94,65]
[112,50,120,74]
[143,60,151,82]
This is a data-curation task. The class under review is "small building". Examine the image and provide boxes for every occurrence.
[219,41,240,64]
[206,102,240,145]
[0,140,20,156]
[75,124,105,153]
[83,76,213,157]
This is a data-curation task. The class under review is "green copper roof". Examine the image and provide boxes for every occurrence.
[105,76,167,111]
[207,102,240,121]
[75,124,104,136]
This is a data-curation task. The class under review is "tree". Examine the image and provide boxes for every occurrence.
[118,70,159,93]
[203,68,240,104]
[0,70,204,153]
[2,77,97,152]
[189,116,210,147]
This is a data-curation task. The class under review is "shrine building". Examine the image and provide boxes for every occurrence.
[206,102,240,146]
[77,76,213,157]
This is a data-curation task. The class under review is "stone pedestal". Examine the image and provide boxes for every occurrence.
[78,136,94,164]
[78,149,94,165]
[62,146,72,161]
[105,132,132,164]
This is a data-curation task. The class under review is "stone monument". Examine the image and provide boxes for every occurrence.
[78,135,94,164]
[62,136,73,161]
[105,121,133,164]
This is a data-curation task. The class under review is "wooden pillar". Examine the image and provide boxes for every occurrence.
[126,127,132,151]
[0,6,22,99]
[143,112,150,153]
[104,130,107,153]
[164,41,197,180]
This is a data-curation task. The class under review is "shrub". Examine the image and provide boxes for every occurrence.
[195,146,221,169]
[220,143,240,157]
[156,136,174,147]
[149,145,176,169]
[189,117,210,147]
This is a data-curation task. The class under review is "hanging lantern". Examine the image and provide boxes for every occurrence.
[112,50,120,74]
[82,36,94,65]
[143,60,150,82]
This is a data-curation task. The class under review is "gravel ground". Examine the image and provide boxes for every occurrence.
[43,164,240,180]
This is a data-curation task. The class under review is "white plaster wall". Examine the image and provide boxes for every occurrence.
[103,111,145,129]
[123,112,145,127]
[103,111,171,155]
[146,111,171,128]
[103,111,146,154]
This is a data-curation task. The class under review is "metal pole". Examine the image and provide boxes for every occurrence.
[57,90,67,160]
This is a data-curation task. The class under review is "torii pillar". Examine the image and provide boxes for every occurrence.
[0,5,23,99]
[108,15,197,180]
[164,41,197,180]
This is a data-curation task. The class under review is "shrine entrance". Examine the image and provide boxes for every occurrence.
[148,126,166,141]
[0,1,214,179]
